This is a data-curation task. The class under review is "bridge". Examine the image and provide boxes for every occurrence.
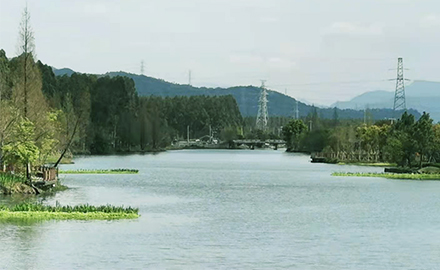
[232,139,286,150]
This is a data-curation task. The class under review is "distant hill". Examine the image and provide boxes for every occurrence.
[333,80,440,121]
[52,68,419,119]
[106,71,306,117]
[106,72,420,119]
[52,67,76,77]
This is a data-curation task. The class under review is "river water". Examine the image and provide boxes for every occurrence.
[1,150,440,269]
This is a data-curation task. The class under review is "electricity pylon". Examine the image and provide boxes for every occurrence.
[295,100,299,119]
[256,80,269,130]
[393,57,407,116]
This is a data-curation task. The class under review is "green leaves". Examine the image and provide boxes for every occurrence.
[282,119,307,151]
[2,118,39,167]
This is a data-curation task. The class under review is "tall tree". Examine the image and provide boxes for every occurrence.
[282,119,307,152]
[413,112,434,167]
[17,4,35,118]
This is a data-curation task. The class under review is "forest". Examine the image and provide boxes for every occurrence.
[282,111,440,167]
[1,49,244,159]
[0,7,244,177]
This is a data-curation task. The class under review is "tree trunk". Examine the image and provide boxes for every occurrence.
[54,113,81,168]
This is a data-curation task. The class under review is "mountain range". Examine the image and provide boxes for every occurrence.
[332,80,440,121]
[53,68,419,120]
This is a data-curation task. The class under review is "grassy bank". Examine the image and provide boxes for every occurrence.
[59,169,139,174]
[0,174,34,195]
[1,173,68,195]
[46,155,74,165]
[0,203,139,221]
[337,162,397,167]
[332,172,440,180]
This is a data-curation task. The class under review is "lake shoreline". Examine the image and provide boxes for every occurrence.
[332,172,440,180]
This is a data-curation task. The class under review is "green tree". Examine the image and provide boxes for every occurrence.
[282,119,307,151]
[413,112,434,167]
[332,107,339,127]
[385,112,417,166]
[2,118,39,176]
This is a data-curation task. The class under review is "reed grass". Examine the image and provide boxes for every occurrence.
[0,202,139,221]
[332,172,440,180]
[59,169,139,174]
[0,173,26,186]
[0,174,28,194]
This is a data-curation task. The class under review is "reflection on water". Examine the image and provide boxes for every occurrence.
[1,150,440,269]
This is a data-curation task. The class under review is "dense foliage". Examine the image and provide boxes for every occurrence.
[2,53,244,157]
[282,111,440,168]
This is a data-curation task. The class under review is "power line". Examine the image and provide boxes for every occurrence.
[268,79,390,88]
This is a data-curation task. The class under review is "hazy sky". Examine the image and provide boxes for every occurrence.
[1,0,440,105]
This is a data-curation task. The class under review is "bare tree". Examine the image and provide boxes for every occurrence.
[17,4,36,118]
[15,5,37,179]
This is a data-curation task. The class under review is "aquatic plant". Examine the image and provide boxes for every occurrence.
[332,172,440,180]
[59,169,139,174]
[0,202,139,221]
[336,162,397,167]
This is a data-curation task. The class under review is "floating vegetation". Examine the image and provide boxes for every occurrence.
[332,172,440,180]
[0,202,140,221]
[59,169,139,174]
[336,162,397,167]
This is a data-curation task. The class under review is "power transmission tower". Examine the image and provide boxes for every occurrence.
[393,57,407,116]
[295,100,299,119]
[188,70,192,86]
[140,60,144,75]
[256,80,269,130]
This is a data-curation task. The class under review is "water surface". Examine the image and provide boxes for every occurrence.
[1,150,440,269]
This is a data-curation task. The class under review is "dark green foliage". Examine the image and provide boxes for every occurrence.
[307,111,440,168]
[282,119,307,151]
[36,65,244,154]
[36,61,58,102]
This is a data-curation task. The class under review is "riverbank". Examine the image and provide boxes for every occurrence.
[46,155,74,165]
[59,169,139,174]
[0,203,139,221]
[337,162,396,167]
[0,173,67,195]
[332,172,440,180]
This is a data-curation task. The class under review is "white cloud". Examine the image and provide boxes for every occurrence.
[229,54,264,65]
[83,2,113,15]
[325,22,383,36]
[420,14,440,28]
[229,54,296,70]
[268,57,296,70]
